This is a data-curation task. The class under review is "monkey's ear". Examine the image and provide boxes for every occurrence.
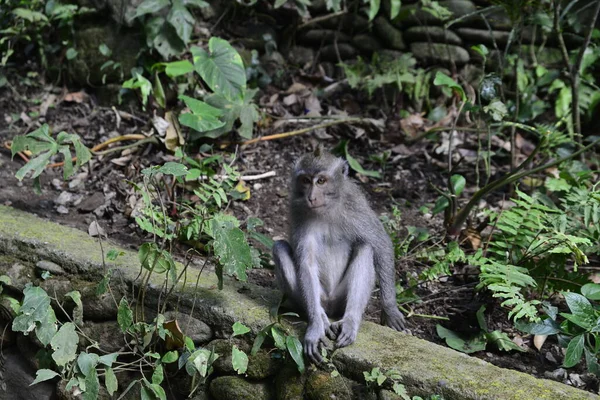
[342,160,349,176]
[314,144,324,157]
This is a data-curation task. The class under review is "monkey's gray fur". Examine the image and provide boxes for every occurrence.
[272,148,406,363]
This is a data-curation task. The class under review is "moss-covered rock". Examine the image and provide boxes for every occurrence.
[209,376,271,400]
[275,363,306,400]
[410,42,470,65]
[404,26,462,45]
[373,17,406,50]
[305,369,352,400]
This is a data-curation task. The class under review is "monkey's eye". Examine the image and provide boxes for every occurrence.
[316,177,326,185]
[301,176,311,185]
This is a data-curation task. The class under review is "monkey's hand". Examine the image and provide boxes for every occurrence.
[382,308,406,331]
[304,321,327,364]
[327,318,359,348]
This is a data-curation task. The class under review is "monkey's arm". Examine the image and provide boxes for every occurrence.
[329,243,376,347]
[296,238,329,364]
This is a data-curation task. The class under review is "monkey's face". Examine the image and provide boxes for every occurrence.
[292,152,348,213]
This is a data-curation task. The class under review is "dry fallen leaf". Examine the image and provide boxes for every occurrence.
[164,319,185,350]
[39,94,57,117]
[88,221,106,237]
[400,113,426,139]
[63,91,89,103]
[164,111,185,151]
[533,334,548,351]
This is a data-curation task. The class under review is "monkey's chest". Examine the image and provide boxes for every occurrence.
[315,236,352,297]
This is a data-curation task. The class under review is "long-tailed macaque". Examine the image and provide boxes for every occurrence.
[272,147,406,363]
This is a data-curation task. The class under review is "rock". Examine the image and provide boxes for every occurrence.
[105,0,144,26]
[40,279,120,321]
[81,321,124,353]
[275,363,306,400]
[288,46,315,67]
[55,191,73,206]
[208,338,280,379]
[77,192,105,213]
[16,335,44,371]
[36,260,66,276]
[320,43,358,62]
[4,262,34,292]
[379,389,404,399]
[404,26,462,45]
[163,311,213,345]
[410,42,470,65]
[320,13,370,33]
[352,34,384,54]
[299,29,352,45]
[69,25,140,86]
[545,368,568,382]
[209,376,271,400]
[392,0,477,28]
[1,347,56,400]
[305,369,352,400]
[308,0,327,14]
[456,28,512,46]
[373,17,406,50]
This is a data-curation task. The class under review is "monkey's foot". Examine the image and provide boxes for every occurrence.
[383,309,406,331]
[304,324,327,364]
[327,319,359,348]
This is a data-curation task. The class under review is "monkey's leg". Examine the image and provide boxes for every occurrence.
[375,253,407,331]
[328,244,376,348]
[272,240,299,300]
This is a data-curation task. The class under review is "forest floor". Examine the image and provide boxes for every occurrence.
[0,67,595,393]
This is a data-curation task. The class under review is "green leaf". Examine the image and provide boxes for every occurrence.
[390,0,401,19]
[152,364,164,384]
[251,329,268,356]
[99,353,119,367]
[207,213,253,288]
[157,161,188,177]
[167,2,194,45]
[476,305,487,332]
[117,297,134,332]
[581,284,600,300]
[271,326,286,350]
[165,60,194,77]
[162,351,178,364]
[77,352,100,376]
[35,306,57,346]
[286,335,305,373]
[183,0,209,7]
[451,174,466,196]
[232,321,251,337]
[66,290,83,326]
[563,292,595,320]
[433,71,465,102]
[138,243,174,274]
[485,331,526,352]
[153,73,166,109]
[431,196,449,214]
[337,140,380,178]
[191,38,247,102]
[66,48,78,60]
[105,367,118,396]
[238,103,259,139]
[12,8,48,22]
[483,100,508,121]
[0,275,11,285]
[367,0,381,21]
[82,367,99,400]
[515,319,560,335]
[563,334,584,368]
[436,324,486,354]
[134,0,169,19]
[51,322,79,367]
[178,95,226,133]
[232,345,248,374]
[99,43,111,56]
[12,285,51,334]
[122,71,152,108]
[471,44,488,59]
[30,369,59,386]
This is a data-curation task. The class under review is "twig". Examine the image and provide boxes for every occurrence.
[240,171,276,181]
[222,117,364,147]
[299,10,347,30]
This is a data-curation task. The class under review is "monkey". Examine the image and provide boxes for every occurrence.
[272,147,406,364]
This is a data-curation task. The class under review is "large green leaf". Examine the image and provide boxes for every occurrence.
[563,334,584,368]
[582,283,600,300]
[191,38,247,102]
[367,0,381,21]
[66,290,83,326]
[133,0,169,19]
[164,60,194,77]
[563,292,595,321]
[82,367,99,400]
[117,297,134,332]
[286,335,305,373]
[35,307,57,346]
[436,325,486,354]
[167,0,194,45]
[105,367,118,396]
[179,95,226,134]
[12,285,52,333]
[206,213,253,288]
[30,369,59,386]
[232,345,248,374]
[51,322,79,367]
[13,8,48,22]
[232,321,251,337]
[433,71,466,102]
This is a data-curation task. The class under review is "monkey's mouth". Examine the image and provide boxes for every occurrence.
[307,203,326,209]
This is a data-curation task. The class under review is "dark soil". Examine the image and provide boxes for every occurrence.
[0,68,597,393]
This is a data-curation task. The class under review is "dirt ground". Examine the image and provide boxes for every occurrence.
[0,69,597,393]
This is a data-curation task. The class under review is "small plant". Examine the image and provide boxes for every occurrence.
[437,305,525,354]
[363,367,410,399]
[517,285,600,376]
[10,124,92,193]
